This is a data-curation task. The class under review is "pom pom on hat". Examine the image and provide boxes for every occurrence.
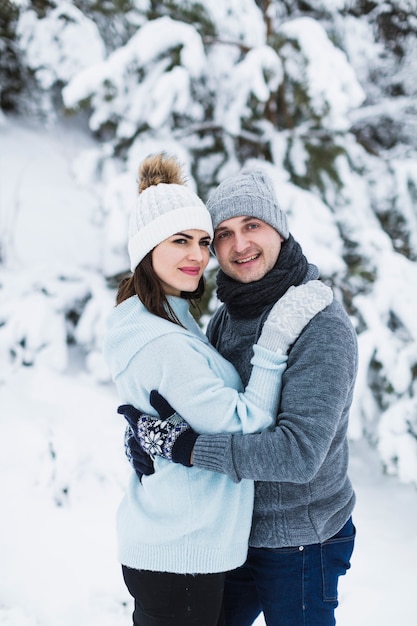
[206,169,289,239]
[128,154,214,272]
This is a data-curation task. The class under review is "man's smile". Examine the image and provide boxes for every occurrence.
[234,254,260,264]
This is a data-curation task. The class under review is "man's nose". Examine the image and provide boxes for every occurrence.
[233,232,250,252]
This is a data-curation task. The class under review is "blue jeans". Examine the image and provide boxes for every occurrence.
[223,517,355,626]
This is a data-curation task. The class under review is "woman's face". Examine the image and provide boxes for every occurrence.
[152,229,211,296]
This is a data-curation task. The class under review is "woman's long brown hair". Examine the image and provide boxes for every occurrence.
[116,251,204,326]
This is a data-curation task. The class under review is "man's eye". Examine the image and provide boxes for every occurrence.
[247,223,259,230]
[216,232,229,240]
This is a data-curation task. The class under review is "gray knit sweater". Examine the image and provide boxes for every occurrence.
[192,294,358,548]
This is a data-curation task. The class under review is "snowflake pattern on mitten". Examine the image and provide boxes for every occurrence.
[137,414,191,460]
[162,419,191,460]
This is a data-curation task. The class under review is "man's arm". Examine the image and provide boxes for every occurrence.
[193,302,358,483]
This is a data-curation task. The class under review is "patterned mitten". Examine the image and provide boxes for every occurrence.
[119,392,198,466]
[257,280,333,353]
[123,424,154,481]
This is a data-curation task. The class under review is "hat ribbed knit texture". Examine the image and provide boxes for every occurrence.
[206,170,289,239]
[128,182,214,272]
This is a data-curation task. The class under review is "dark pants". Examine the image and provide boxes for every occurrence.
[122,565,226,626]
[223,517,356,626]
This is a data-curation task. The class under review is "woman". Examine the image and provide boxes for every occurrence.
[102,153,332,626]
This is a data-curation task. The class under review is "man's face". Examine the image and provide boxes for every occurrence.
[212,216,284,283]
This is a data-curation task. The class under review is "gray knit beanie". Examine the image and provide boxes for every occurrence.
[206,170,289,239]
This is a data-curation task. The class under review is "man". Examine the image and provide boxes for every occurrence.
[124,169,358,626]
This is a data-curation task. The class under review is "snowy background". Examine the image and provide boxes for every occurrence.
[1,1,417,624]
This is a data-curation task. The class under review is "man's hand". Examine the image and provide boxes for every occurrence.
[123,422,155,481]
[118,392,198,467]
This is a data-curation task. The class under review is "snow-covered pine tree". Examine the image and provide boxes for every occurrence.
[1,0,417,484]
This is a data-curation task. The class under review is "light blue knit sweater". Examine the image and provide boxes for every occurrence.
[102,295,287,574]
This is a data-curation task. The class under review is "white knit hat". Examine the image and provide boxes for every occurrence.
[128,178,214,272]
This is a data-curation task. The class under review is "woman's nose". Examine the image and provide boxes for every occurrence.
[188,244,204,261]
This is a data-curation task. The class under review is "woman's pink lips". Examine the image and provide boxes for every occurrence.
[180,267,200,276]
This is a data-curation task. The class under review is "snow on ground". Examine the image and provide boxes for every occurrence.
[0,116,101,271]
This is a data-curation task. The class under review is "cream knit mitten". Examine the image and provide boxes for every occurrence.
[257,280,333,353]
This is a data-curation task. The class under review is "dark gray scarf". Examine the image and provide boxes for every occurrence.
[215,234,309,319]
